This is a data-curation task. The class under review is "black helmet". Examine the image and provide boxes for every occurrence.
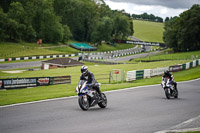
[81,65,88,75]
[164,70,170,75]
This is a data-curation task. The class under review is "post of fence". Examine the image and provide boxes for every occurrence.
[109,72,111,84]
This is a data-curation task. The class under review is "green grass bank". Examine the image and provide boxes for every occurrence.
[133,20,164,42]
[0,42,135,59]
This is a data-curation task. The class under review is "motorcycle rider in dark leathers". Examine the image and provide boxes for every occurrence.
[162,70,177,90]
[80,65,102,98]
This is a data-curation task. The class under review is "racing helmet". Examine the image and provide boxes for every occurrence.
[164,70,170,75]
[81,65,88,75]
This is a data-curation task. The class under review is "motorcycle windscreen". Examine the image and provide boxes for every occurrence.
[78,80,87,92]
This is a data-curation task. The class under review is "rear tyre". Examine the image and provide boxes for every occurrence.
[78,95,89,111]
[165,89,170,99]
[98,93,107,108]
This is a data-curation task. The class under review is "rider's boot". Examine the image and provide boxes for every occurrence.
[98,93,103,100]
[96,87,103,100]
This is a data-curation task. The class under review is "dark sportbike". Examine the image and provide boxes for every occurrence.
[161,77,178,99]
[76,80,107,111]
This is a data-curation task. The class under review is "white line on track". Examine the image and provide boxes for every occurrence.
[170,114,200,129]
[0,78,199,109]
[155,114,200,133]
[0,96,77,109]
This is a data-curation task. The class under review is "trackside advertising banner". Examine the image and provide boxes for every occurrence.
[169,65,183,72]
[0,77,49,89]
[0,76,71,89]
[37,78,50,85]
[112,39,165,47]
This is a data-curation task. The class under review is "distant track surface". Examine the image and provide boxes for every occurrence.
[106,50,161,62]
[0,61,42,70]
[0,79,200,133]
[0,46,159,70]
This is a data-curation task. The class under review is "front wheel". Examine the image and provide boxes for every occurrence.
[174,89,178,98]
[78,95,89,111]
[165,89,170,99]
[98,93,107,108]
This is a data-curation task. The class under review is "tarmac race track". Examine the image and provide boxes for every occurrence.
[0,79,200,133]
[0,61,42,70]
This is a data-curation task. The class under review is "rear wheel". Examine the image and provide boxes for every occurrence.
[78,95,89,111]
[165,89,170,99]
[98,93,107,108]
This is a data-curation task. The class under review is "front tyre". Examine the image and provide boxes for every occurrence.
[165,88,170,99]
[174,89,178,98]
[98,93,107,108]
[78,95,89,111]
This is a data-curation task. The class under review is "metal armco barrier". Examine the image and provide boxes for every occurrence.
[0,53,77,62]
[0,75,71,89]
[112,39,165,47]
[83,59,124,65]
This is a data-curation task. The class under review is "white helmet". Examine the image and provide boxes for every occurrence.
[81,65,88,75]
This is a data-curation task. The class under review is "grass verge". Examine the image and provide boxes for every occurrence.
[132,50,200,62]
[0,42,64,58]
[0,64,199,106]
[0,41,135,59]
[97,43,135,52]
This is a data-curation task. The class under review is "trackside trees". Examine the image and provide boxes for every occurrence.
[113,14,131,40]
[30,0,64,43]
[0,0,133,44]
[163,4,200,52]
[0,8,9,41]
[91,17,113,44]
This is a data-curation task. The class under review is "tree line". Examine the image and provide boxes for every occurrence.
[132,13,163,23]
[0,0,133,45]
[163,4,200,52]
